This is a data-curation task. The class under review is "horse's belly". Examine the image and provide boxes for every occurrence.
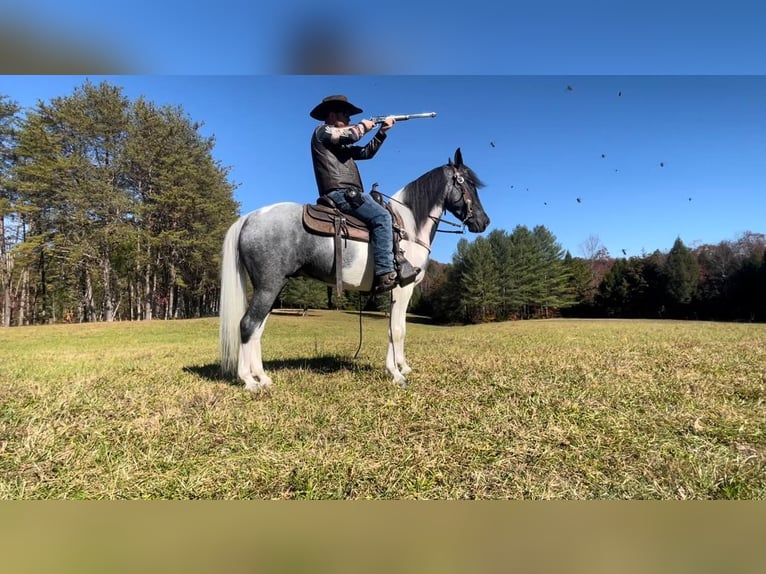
[342,241,375,289]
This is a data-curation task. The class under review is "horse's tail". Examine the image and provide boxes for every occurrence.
[219,215,249,377]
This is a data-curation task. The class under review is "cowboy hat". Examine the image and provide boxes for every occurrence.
[310,95,363,120]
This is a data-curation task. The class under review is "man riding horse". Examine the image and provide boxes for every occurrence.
[310,94,419,294]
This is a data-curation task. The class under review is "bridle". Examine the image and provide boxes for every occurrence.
[427,168,475,234]
[451,169,475,225]
[377,167,477,244]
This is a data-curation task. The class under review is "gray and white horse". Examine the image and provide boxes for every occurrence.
[219,148,490,392]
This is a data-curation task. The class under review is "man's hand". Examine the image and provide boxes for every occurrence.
[380,116,396,133]
[360,119,375,132]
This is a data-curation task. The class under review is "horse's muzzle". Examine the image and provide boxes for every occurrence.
[466,213,490,233]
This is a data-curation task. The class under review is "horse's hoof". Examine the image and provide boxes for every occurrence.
[400,365,412,377]
[245,381,271,394]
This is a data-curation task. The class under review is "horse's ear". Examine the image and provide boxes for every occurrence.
[454,148,463,167]
[447,156,453,166]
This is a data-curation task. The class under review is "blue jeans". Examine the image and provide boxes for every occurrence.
[325,189,395,276]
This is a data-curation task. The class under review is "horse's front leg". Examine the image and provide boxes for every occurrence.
[386,285,415,386]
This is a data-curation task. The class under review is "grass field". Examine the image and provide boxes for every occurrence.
[1,312,764,499]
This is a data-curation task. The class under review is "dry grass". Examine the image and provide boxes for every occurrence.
[1,313,764,499]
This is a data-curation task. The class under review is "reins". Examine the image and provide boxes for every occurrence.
[377,174,470,239]
[352,293,367,361]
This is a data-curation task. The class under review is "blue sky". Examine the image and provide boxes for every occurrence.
[3,75,764,264]
[5,1,766,74]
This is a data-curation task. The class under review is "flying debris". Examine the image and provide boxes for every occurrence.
[689,197,693,202]
[490,141,496,148]
[544,202,548,206]
[601,153,606,158]
[618,91,622,97]
[622,249,627,256]
[566,85,574,92]
[660,161,665,167]
[576,197,582,203]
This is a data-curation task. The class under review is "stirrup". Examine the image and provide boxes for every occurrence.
[372,271,397,294]
[397,260,421,287]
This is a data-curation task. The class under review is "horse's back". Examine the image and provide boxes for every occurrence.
[238,202,337,281]
[243,201,302,222]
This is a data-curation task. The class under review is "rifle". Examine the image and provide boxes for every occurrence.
[368,112,437,124]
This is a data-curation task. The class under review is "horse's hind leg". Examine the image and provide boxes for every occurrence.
[239,289,279,392]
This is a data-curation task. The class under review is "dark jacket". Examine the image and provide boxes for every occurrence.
[311,123,387,195]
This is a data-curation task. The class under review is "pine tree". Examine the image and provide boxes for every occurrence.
[459,236,501,322]
[663,237,699,314]
[532,225,575,317]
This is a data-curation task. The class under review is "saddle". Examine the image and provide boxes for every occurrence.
[302,202,371,243]
[302,188,412,300]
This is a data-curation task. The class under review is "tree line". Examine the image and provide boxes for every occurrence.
[1,81,239,326]
[277,228,766,325]
[579,233,766,322]
[408,230,765,324]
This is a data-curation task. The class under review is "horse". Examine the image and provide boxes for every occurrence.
[219,147,490,392]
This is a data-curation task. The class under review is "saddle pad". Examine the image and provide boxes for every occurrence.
[302,204,370,243]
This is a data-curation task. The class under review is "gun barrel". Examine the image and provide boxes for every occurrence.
[369,112,437,124]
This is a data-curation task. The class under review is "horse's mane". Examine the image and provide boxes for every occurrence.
[400,163,486,233]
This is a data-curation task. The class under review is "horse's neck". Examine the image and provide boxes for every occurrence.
[390,188,443,265]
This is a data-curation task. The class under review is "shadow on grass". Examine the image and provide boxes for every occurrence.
[184,354,374,383]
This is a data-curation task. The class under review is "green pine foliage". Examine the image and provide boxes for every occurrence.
[664,237,700,308]
[419,225,577,324]
[2,81,238,324]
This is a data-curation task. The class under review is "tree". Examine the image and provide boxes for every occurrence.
[459,236,501,322]
[14,80,132,322]
[562,252,595,316]
[596,257,648,317]
[279,277,327,309]
[532,225,575,316]
[7,80,239,324]
[726,250,766,321]
[663,237,699,315]
[422,225,577,324]
[123,96,239,320]
[504,225,542,318]
[0,95,21,326]
[579,233,611,290]
[410,259,448,317]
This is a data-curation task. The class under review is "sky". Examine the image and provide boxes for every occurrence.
[3,1,766,74]
[3,75,764,264]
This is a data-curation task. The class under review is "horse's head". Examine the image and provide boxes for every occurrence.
[444,148,490,233]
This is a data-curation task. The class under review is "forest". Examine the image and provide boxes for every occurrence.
[1,81,239,326]
[2,81,764,326]
[278,229,766,324]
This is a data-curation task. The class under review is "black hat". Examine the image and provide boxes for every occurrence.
[310,95,363,120]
